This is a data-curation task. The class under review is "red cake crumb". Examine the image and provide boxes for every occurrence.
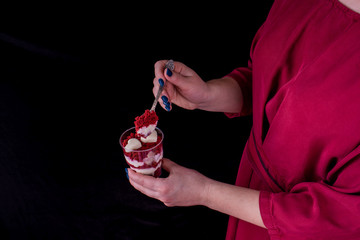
[134,110,158,132]
[122,130,163,162]
[122,132,137,147]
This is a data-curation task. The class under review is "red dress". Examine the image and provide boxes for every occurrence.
[225,0,360,239]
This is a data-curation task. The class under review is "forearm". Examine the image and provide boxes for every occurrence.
[198,77,244,113]
[202,178,266,229]
[128,158,265,228]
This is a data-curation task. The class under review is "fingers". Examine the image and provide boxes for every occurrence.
[127,167,175,205]
[154,60,168,82]
[127,159,207,207]
[153,60,195,111]
[154,60,194,88]
[152,78,173,111]
[127,158,178,202]
[155,60,194,77]
[153,60,177,111]
[163,67,186,90]
[154,60,189,80]
[127,168,163,198]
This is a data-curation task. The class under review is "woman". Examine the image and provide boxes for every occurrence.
[127,0,360,239]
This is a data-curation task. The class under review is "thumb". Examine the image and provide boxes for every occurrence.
[164,62,194,89]
[161,158,178,173]
[164,67,188,89]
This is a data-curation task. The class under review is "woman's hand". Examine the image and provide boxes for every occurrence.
[153,60,210,111]
[127,158,210,207]
[153,60,244,113]
[127,158,265,228]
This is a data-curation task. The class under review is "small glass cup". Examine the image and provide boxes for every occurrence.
[120,127,164,178]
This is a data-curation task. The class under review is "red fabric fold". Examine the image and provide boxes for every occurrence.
[225,0,360,239]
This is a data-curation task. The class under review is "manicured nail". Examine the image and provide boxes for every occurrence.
[161,95,168,103]
[125,168,129,180]
[165,103,171,111]
[166,68,172,77]
[158,78,164,87]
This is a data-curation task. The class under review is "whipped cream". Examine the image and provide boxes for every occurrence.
[140,130,158,143]
[125,138,142,152]
[143,152,163,165]
[137,124,157,138]
[130,162,162,176]
[125,155,144,167]
[125,151,162,167]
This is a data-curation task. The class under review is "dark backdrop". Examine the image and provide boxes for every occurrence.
[0,2,273,239]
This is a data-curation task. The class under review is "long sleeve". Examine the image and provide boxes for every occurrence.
[260,145,360,239]
[224,65,253,117]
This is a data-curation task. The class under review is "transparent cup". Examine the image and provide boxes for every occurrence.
[120,127,163,178]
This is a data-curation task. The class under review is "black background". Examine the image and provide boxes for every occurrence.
[0,2,272,239]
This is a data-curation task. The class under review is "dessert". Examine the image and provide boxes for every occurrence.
[134,109,158,138]
[120,110,163,177]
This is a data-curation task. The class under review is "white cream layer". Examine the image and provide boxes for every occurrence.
[140,130,157,143]
[125,152,163,168]
[130,162,162,176]
[125,155,144,167]
[137,124,157,137]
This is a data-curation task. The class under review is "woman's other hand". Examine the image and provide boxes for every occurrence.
[127,158,210,207]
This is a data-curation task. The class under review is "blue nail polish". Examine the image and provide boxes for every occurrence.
[125,168,129,180]
[166,68,172,77]
[164,102,171,112]
[165,103,171,111]
[161,95,168,103]
[158,78,164,87]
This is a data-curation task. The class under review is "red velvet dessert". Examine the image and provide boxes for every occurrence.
[120,109,163,177]
[134,110,158,138]
[120,127,163,177]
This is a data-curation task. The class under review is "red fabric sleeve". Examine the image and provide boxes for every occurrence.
[224,65,253,118]
[260,145,360,239]
[224,24,266,118]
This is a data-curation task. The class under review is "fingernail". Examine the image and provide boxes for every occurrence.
[165,104,171,112]
[125,168,129,180]
[166,68,172,77]
[158,78,164,87]
[161,95,168,103]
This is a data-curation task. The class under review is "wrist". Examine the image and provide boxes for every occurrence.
[196,79,223,111]
[198,177,217,207]
[197,77,243,113]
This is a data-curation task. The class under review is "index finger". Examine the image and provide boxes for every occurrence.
[128,168,163,191]
[154,60,168,81]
